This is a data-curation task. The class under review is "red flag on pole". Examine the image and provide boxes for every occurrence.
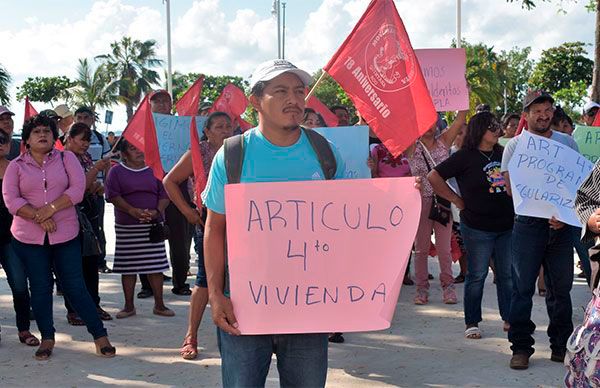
[54,139,64,151]
[322,0,437,157]
[23,96,38,123]
[234,116,253,132]
[189,116,207,207]
[514,112,528,136]
[592,111,600,127]
[306,95,339,127]
[211,83,248,120]
[176,76,204,116]
[121,95,164,180]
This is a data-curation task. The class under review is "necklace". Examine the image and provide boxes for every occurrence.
[478,149,494,161]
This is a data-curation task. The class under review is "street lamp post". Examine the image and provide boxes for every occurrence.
[165,0,173,97]
[282,2,286,59]
[456,0,462,48]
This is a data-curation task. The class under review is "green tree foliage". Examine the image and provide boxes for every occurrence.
[553,80,588,119]
[170,72,249,106]
[0,65,11,106]
[498,47,535,114]
[69,59,118,113]
[529,42,593,93]
[309,70,356,122]
[16,76,74,104]
[96,37,163,121]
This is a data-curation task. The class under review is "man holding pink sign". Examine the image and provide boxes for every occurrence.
[201,58,422,387]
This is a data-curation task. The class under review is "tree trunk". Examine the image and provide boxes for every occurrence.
[592,1,600,102]
[126,102,133,122]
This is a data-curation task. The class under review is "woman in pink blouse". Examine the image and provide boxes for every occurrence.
[2,115,115,360]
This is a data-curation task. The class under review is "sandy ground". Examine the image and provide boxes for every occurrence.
[0,204,591,387]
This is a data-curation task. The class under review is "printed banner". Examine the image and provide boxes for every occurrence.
[314,125,370,179]
[224,178,421,334]
[573,125,600,164]
[415,48,469,111]
[153,113,207,172]
[507,130,593,226]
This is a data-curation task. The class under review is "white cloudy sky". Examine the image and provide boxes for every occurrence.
[0,0,596,132]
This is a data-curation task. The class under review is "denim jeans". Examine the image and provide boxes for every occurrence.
[217,328,328,387]
[508,216,574,356]
[193,225,207,288]
[460,223,512,326]
[12,237,107,341]
[0,242,31,332]
[572,226,593,283]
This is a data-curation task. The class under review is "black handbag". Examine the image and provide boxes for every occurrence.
[77,206,103,257]
[421,147,452,226]
[149,222,170,243]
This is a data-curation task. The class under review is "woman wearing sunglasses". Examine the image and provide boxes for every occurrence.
[427,111,514,340]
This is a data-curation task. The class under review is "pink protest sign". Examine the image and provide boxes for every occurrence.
[415,48,469,111]
[224,178,421,334]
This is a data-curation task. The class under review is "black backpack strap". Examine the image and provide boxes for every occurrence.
[224,134,245,184]
[303,128,337,180]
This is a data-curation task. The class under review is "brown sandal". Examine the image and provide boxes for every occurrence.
[94,337,116,358]
[19,332,40,346]
[180,337,198,360]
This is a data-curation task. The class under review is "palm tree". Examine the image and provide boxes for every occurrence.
[96,37,163,121]
[69,58,119,114]
[0,64,12,106]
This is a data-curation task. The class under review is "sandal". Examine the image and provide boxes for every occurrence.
[172,287,192,296]
[116,308,136,319]
[153,307,175,317]
[19,332,40,347]
[97,307,113,321]
[465,326,482,339]
[67,313,85,326]
[453,274,466,284]
[95,338,116,358]
[34,340,55,361]
[180,336,198,360]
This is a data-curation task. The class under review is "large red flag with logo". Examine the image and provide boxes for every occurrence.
[211,83,248,120]
[323,0,437,157]
[121,95,164,180]
[306,95,339,127]
[189,116,207,207]
[176,76,204,116]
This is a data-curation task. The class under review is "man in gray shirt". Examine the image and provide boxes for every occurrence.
[501,91,576,370]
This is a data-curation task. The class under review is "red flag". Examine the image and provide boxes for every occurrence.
[189,116,207,207]
[306,95,339,127]
[323,0,436,157]
[211,83,248,120]
[235,116,253,132]
[176,76,204,116]
[515,112,528,136]
[121,95,164,180]
[592,111,600,127]
[54,138,64,151]
[23,96,38,123]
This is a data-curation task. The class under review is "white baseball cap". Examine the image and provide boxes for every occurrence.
[249,59,312,89]
[583,101,600,115]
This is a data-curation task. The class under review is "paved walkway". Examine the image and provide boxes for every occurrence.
[0,205,590,387]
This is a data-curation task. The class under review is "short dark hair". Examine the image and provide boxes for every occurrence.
[205,111,231,130]
[74,106,95,117]
[68,122,92,142]
[21,114,59,148]
[501,113,520,128]
[463,111,501,152]
[107,131,115,136]
[475,104,491,113]
[251,81,268,97]
[117,138,133,153]
[329,105,348,114]
[551,105,573,128]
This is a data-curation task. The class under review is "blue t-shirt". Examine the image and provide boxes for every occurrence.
[202,127,345,214]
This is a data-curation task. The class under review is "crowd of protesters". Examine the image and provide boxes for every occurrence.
[1,58,600,386]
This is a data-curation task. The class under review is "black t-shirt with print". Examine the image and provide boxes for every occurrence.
[435,147,514,232]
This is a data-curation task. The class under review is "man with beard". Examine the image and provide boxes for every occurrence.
[501,91,578,370]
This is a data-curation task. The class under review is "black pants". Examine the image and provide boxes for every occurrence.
[94,196,107,268]
[165,202,193,290]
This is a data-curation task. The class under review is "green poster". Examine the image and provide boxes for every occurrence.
[573,125,600,164]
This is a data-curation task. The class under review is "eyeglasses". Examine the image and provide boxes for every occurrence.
[0,131,9,145]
